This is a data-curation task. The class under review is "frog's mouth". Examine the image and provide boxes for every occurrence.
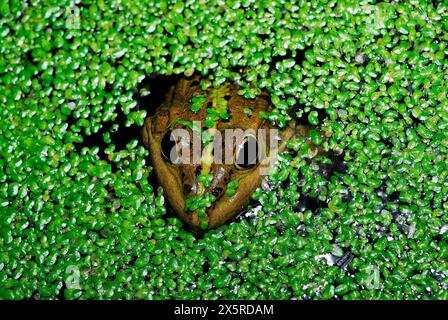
[142,116,295,230]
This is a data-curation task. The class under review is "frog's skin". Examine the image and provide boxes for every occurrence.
[142,76,315,230]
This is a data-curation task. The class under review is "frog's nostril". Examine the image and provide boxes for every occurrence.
[183,183,192,194]
[211,187,223,198]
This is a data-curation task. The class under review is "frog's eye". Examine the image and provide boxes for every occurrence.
[161,129,192,165]
[235,134,259,170]
[161,131,179,164]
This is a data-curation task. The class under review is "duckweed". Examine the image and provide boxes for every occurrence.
[0,0,447,300]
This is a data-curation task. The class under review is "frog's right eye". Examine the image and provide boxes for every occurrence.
[161,131,179,164]
[235,134,259,170]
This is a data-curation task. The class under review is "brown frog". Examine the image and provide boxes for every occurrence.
[142,76,318,230]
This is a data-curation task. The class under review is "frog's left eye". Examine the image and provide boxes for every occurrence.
[235,134,259,170]
[161,131,180,164]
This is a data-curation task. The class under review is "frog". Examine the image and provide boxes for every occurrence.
[141,75,321,230]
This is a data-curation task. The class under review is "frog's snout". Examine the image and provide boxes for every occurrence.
[179,164,199,197]
[209,164,229,199]
[180,164,229,200]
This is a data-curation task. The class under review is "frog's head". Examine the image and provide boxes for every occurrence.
[142,76,293,230]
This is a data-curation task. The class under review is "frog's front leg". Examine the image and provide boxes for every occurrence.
[287,121,327,158]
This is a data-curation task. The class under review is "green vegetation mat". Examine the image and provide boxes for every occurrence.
[0,0,447,299]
